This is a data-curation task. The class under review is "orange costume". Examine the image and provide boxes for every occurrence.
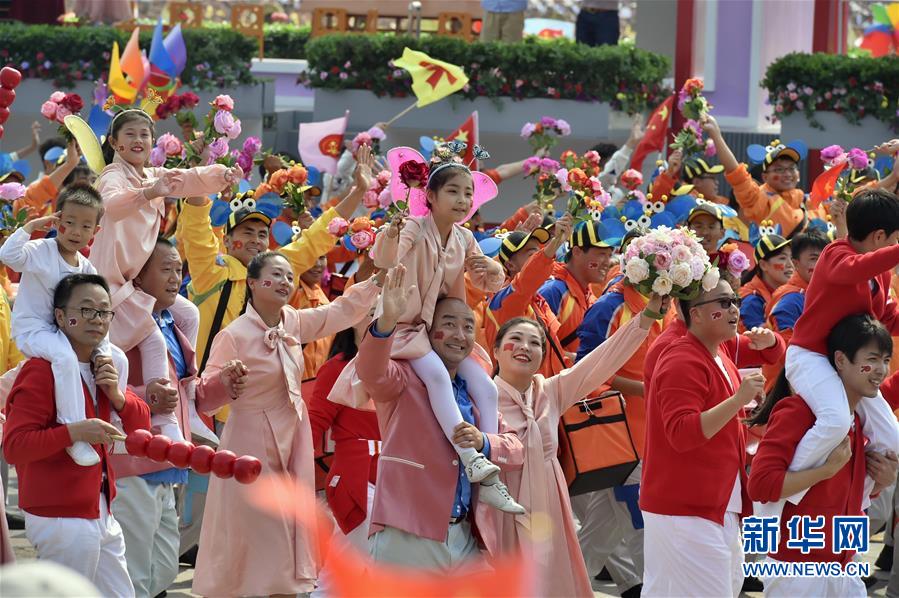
[290,279,335,380]
[725,164,806,238]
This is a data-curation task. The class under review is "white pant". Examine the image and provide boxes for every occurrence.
[410,351,499,461]
[781,345,899,506]
[313,482,376,597]
[16,329,128,427]
[570,464,643,593]
[643,511,743,598]
[369,521,488,573]
[760,557,866,597]
[112,477,180,598]
[24,495,134,598]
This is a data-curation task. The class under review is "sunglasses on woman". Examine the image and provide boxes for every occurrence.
[692,296,742,310]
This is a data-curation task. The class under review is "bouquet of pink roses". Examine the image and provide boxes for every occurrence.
[622,226,719,298]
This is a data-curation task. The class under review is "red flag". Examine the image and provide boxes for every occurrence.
[630,95,675,172]
[809,161,847,208]
[447,111,479,169]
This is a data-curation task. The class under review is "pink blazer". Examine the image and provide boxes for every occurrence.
[109,322,195,479]
[356,331,525,544]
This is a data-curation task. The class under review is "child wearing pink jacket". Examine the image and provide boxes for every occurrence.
[90,109,240,441]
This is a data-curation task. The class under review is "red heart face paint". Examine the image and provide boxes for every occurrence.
[261,280,273,288]
[502,343,515,352]
[232,240,243,250]
[860,365,873,373]
[587,262,599,270]
[432,330,445,340]
[58,224,67,234]
[711,311,722,320]
[68,318,77,326]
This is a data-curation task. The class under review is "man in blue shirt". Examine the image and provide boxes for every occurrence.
[481,0,527,42]
[359,269,524,571]
[111,238,194,598]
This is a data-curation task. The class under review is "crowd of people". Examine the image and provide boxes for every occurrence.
[0,91,898,598]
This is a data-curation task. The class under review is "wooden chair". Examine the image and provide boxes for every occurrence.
[231,3,265,58]
[310,8,348,37]
[168,2,204,29]
[348,9,379,34]
[436,12,473,41]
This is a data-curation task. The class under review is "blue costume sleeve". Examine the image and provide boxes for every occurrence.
[739,294,767,329]
[575,293,624,363]
[770,292,805,331]
[537,279,566,315]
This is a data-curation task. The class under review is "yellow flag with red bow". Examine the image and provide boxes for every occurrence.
[393,48,469,108]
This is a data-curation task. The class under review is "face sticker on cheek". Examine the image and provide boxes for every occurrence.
[58,224,67,234]
[502,342,515,352]
[711,311,723,320]
[432,330,445,340]
[68,318,78,327]
[861,365,873,373]
[587,262,599,270]
[232,240,243,250]
[772,262,786,271]
[261,280,273,288]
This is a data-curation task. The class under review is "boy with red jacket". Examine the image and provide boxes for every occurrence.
[748,314,899,597]
[776,189,899,520]
[641,277,771,596]
[3,274,151,597]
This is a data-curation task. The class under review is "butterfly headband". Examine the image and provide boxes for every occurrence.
[427,140,490,184]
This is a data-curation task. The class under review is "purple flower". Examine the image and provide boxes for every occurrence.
[820,144,845,162]
[685,119,702,136]
[213,110,241,140]
[344,60,352,69]
[43,60,52,70]
[339,72,348,80]
[523,156,541,173]
[539,158,560,171]
[207,138,229,164]
[149,146,166,167]
[540,116,557,128]
[795,100,804,110]
[704,139,717,157]
[237,152,253,174]
[242,136,262,155]
[367,126,386,140]
[847,148,869,170]
[20,61,29,70]
[556,119,571,136]
[393,69,404,78]
[802,86,813,95]
[786,82,796,91]
[320,72,328,80]
[520,122,536,138]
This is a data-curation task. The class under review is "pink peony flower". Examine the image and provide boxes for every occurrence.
[49,91,66,103]
[40,100,57,120]
[213,110,241,140]
[376,170,391,187]
[206,137,229,164]
[0,182,26,201]
[704,139,717,157]
[378,188,393,209]
[54,106,71,123]
[242,136,262,155]
[212,94,234,111]
[350,229,376,250]
[157,133,183,157]
[584,150,600,165]
[820,144,844,163]
[540,116,557,128]
[540,158,560,172]
[555,168,571,192]
[726,249,749,275]
[520,122,536,138]
[362,189,379,209]
[352,132,372,153]
[847,148,868,170]
[149,146,166,167]
[327,217,349,236]
[556,119,571,135]
[653,251,672,270]
[523,156,541,174]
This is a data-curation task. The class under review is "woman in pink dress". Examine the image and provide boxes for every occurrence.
[192,251,382,597]
[482,296,666,597]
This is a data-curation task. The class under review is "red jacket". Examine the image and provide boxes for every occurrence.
[3,358,151,518]
[748,396,867,564]
[309,353,381,535]
[640,332,752,524]
[643,318,786,395]
[792,240,899,355]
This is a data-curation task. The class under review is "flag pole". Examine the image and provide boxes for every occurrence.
[385,100,419,127]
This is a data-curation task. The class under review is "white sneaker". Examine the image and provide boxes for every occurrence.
[67,441,100,466]
[478,477,526,514]
[463,452,501,484]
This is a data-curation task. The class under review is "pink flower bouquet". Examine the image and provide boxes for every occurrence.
[622,226,719,298]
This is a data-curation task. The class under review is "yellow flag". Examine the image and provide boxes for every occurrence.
[392,48,468,108]
[108,41,137,103]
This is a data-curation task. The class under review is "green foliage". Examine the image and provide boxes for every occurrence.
[262,24,311,59]
[762,52,899,131]
[302,34,670,113]
[0,22,258,89]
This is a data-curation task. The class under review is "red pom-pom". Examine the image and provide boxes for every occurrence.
[146,434,173,462]
[233,456,262,484]
[124,429,153,457]
[189,445,216,474]
[166,441,194,469]
[0,67,22,89]
[0,107,9,125]
[211,450,237,479]
[0,88,15,108]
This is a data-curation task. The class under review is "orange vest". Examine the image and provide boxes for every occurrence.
[290,280,334,379]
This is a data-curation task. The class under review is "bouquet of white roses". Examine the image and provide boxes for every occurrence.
[622,226,719,298]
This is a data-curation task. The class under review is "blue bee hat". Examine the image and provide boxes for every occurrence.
[746,139,808,170]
